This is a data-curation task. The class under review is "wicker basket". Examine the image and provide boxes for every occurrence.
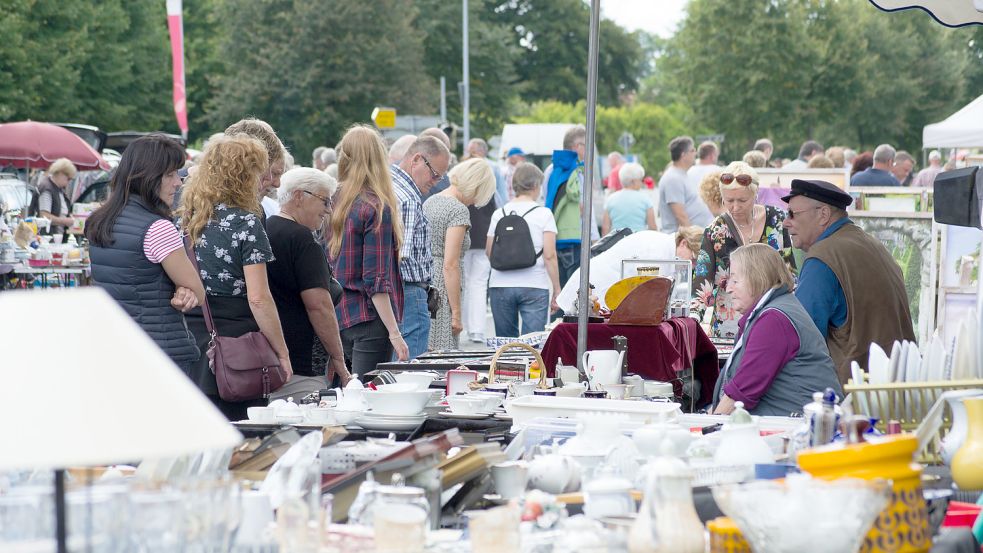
[843,376,983,463]
[487,341,548,389]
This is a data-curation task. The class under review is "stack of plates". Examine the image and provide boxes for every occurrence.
[355,411,426,431]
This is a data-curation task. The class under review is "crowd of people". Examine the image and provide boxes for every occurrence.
[70,116,946,419]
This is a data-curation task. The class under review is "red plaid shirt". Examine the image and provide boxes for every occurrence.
[331,195,403,330]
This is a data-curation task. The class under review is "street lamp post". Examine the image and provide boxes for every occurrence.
[462,0,470,148]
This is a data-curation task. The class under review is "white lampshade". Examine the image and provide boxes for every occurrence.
[0,288,242,470]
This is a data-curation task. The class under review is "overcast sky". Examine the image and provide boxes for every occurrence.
[602,0,688,37]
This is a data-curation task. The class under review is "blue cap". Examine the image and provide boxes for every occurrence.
[506,147,525,157]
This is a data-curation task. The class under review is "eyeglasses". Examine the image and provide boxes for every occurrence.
[720,173,754,186]
[420,155,443,182]
[787,206,822,219]
[303,189,331,210]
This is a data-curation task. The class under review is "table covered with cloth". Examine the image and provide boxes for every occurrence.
[541,317,720,407]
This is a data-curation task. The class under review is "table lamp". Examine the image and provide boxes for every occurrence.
[0,288,243,552]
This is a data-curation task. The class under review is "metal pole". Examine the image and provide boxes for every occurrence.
[462,0,470,147]
[577,0,601,373]
[440,76,447,123]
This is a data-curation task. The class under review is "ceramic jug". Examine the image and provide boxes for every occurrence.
[583,349,625,387]
[940,389,983,465]
[628,455,705,553]
[952,397,983,490]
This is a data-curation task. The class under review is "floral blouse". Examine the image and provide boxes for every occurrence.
[193,204,274,297]
[693,205,796,339]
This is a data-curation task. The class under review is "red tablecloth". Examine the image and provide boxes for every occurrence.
[540,317,720,407]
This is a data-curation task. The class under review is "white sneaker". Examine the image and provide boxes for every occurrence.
[468,332,484,343]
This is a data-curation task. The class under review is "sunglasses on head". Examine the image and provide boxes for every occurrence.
[720,173,754,186]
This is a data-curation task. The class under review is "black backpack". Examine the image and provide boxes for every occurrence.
[490,206,542,271]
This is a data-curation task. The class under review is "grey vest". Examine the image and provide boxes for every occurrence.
[714,286,842,416]
[89,199,200,364]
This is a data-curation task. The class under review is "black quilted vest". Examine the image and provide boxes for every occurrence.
[89,199,200,364]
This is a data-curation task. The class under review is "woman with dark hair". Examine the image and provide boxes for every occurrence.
[850,151,874,178]
[87,134,205,371]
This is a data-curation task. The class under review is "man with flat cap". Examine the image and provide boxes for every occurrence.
[782,179,915,385]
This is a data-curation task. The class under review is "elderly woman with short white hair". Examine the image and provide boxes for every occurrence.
[267,167,352,398]
[601,162,657,235]
[693,161,796,339]
[424,158,497,350]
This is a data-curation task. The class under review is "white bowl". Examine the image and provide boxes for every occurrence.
[447,395,486,415]
[305,408,336,425]
[374,383,420,393]
[246,406,275,423]
[332,409,363,425]
[394,371,438,391]
[363,389,432,416]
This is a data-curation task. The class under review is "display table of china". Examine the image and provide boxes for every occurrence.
[540,317,720,407]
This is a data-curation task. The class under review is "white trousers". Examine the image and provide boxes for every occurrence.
[462,248,491,337]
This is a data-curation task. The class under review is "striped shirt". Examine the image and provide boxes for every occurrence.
[143,218,184,263]
[391,164,432,283]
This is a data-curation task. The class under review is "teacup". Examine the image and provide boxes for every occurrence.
[246,406,275,423]
[510,381,537,398]
[490,461,528,500]
[600,383,632,400]
[446,395,485,415]
[556,383,587,398]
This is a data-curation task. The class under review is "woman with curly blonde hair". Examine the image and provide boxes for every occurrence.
[179,134,293,420]
[330,125,408,372]
[697,169,724,218]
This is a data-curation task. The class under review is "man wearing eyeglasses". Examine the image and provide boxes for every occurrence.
[391,135,451,359]
[658,135,713,232]
[782,179,915,386]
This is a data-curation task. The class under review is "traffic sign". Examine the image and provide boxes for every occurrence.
[371,107,397,129]
[618,131,636,151]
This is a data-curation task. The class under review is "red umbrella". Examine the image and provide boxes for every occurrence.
[0,121,110,171]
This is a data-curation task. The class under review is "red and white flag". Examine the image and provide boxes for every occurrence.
[166,0,188,139]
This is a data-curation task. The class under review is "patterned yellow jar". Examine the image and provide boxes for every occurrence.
[797,435,929,553]
[707,516,752,553]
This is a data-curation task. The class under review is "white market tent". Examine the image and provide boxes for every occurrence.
[923,94,983,148]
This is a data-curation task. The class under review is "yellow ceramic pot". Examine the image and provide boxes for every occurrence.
[797,435,929,553]
[707,517,751,553]
[951,397,983,490]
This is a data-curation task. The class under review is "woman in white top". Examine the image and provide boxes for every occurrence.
[485,163,561,337]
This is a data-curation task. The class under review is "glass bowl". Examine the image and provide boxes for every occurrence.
[711,474,891,553]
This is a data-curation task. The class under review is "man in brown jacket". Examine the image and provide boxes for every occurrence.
[782,179,915,385]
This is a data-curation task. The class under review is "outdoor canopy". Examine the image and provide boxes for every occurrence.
[922,93,983,149]
[0,120,110,171]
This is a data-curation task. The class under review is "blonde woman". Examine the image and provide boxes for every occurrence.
[423,158,497,350]
[697,169,724,218]
[693,161,795,339]
[36,157,78,238]
[712,244,840,416]
[329,125,408,372]
[179,134,292,421]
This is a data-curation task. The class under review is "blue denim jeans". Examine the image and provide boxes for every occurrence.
[489,287,550,337]
[556,243,582,287]
[398,283,431,359]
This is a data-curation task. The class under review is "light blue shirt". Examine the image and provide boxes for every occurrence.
[794,217,850,338]
[604,188,653,232]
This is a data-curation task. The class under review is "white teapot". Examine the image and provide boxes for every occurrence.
[527,452,581,494]
[632,413,694,458]
[582,349,625,387]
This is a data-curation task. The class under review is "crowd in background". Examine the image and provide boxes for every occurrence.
[53,115,952,419]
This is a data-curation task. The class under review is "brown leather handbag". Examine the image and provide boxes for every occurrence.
[185,237,286,401]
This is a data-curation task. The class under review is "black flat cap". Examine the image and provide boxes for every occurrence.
[781,179,853,209]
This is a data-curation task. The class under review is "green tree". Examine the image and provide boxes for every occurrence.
[0,0,172,131]
[492,0,645,106]
[416,0,520,146]
[516,99,695,171]
[204,0,435,158]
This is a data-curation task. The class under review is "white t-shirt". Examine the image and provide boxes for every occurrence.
[487,200,557,290]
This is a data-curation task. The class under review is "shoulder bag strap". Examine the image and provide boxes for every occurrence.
[721,211,744,246]
[520,205,540,218]
[183,234,218,338]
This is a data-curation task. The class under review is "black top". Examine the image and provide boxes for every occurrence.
[266,215,332,376]
[468,202,496,250]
